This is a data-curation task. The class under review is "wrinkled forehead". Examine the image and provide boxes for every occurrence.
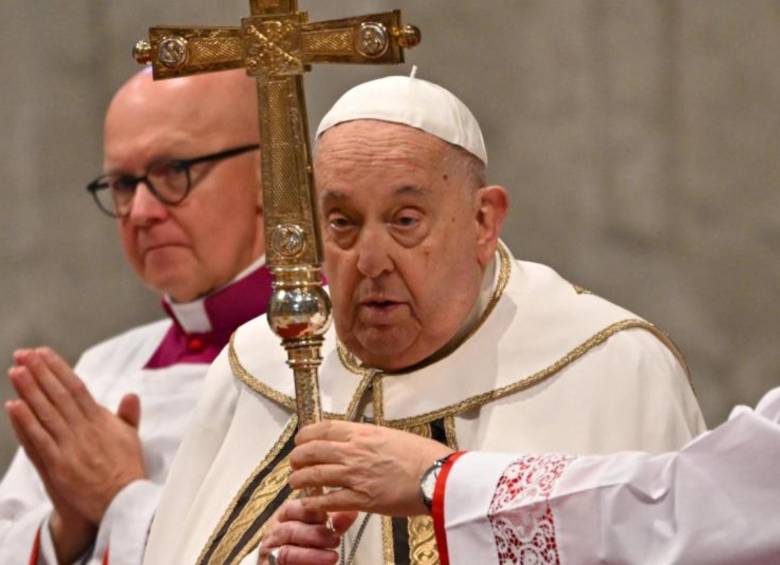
[314,120,461,209]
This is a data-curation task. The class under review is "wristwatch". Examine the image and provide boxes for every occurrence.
[420,453,455,512]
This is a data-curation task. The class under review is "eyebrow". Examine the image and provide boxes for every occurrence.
[320,185,428,201]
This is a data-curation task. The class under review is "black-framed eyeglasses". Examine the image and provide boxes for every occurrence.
[86,143,260,218]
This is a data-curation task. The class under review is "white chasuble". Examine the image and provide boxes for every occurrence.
[143,243,705,565]
[440,387,780,565]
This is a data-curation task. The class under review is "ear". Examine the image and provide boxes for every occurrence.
[474,185,509,268]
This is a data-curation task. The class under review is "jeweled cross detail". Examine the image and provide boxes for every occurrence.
[133,2,420,430]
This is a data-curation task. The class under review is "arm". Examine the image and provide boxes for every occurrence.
[438,396,780,565]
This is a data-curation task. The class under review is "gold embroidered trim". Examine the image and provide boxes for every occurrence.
[382,515,395,565]
[382,319,687,429]
[229,333,296,411]
[337,241,513,376]
[229,334,349,420]
[443,416,459,451]
[197,416,297,565]
[345,369,379,422]
[372,376,385,425]
[408,515,438,564]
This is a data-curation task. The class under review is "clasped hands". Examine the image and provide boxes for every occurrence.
[259,421,453,564]
[5,347,146,563]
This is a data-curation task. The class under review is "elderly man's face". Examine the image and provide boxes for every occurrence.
[103,72,264,302]
[316,120,506,370]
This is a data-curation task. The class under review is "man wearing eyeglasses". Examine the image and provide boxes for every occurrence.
[0,68,269,565]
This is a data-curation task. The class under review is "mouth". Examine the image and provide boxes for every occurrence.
[357,300,407,324]
[362,300,401,309]
[141,243,186,257]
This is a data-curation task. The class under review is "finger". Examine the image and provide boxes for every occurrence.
[117,394,141,429]
[262,521,340,550]
[9,367,71,441]
[36,348,98,416]
[289,465,352,491]
[295,420,355,446]
[5,399,60,471]
[330,511,359,535]
[289,441,350,469]
[277,545,339,565]
[300,489,370,515]
[18,350,83,424]
[276,499,329,525]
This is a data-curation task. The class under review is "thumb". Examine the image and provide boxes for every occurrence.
[117,393,141,429]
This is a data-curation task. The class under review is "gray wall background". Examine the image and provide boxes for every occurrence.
[2,1,779,468]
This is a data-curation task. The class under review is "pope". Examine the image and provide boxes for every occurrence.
[143,75,706,565]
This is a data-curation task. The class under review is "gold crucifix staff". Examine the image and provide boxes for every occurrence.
[133,2,420,433]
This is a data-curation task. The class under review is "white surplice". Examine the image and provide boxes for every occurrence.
[143,244,705,565]
[441,387,780,565]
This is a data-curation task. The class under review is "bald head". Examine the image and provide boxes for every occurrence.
[105,69,258,165]
[102,69,266,302]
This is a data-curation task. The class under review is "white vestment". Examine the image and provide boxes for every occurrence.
[440,387,780,565]
[0,261,271,565]
[144,244,705,565]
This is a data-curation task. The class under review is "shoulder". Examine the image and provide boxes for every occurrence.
[75,319,170,372]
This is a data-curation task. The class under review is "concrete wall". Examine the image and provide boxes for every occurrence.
[1,1,778,469]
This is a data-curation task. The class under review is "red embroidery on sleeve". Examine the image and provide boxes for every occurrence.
[488,454,574,564]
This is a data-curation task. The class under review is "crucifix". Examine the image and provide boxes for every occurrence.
[133,2,420,432]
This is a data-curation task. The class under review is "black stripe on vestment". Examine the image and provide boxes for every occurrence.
[197,429,297,565]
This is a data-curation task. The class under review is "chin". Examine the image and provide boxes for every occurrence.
[353,329,422,371]
[147,271,201,302]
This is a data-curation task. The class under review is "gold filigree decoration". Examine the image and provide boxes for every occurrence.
[243,21,302,76]
[408,515,439,564]
[443,416,459,450]
[382,515,395,565]
[337,241,513,376]
[197,416,297,565]
[189,37,243,65]
[301,28,354,54]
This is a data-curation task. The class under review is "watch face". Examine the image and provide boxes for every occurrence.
[421,465,440,500]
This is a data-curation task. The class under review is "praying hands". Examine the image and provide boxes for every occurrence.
[5,347,146,563]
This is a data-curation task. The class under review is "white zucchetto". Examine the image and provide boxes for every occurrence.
[315,73,488,165]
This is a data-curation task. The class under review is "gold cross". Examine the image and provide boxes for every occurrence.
[133,3,420,430]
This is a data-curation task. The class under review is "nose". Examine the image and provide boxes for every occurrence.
[355,224,394,279]
[127,181,169,226]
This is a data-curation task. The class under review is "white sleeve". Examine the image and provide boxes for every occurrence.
[0,449,53,565]
[92,479,162,565]
[442,390,780,565]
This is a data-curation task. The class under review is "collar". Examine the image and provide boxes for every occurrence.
[147,257,272,369]
[163,256,269,337]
